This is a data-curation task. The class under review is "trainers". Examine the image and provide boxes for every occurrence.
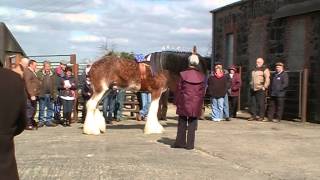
[248,117,256,121]
[25,125,34,130]
[136,114,142,121]
[45,121,57,127]
[272,119,280,123]
[256,117,264,121]
[38,122,45,127]
[262,118,271,122]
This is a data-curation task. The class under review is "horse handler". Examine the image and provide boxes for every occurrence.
[173,49,206,150]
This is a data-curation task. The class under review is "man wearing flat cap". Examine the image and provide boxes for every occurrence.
[249,58,270,121]
[267,62,289,122]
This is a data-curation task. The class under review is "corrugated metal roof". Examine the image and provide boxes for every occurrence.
[0,22,26,65]
[273,0,320,19]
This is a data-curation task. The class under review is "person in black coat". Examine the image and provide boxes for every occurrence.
[267,62,289,122]
[102,83,118,124]
[0,67,27,180]
[80,65,93,123]
[58,67,77,126]
[207,63,229,121]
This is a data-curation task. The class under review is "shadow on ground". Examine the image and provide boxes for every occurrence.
[107,124,145,130]
[166,116,178,120]
[106,122,178,130]
[157,137,175,147]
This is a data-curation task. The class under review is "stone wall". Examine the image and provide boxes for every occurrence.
[308,12,320,121]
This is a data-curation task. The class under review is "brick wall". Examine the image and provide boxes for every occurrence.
[212,0,319,121]
[308,12,320,122]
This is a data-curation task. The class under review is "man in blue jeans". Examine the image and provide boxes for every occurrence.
[134,53,152,121]
[223,93,230,121]
[114,89,126,121]
[223,68,231,121]
[136,92,151,121]
[37,61,57,127]
[102,84,118,124]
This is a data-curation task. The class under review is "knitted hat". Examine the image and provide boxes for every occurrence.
[214,61,223,66]
[228,65,237,71]
[275,62,284,67]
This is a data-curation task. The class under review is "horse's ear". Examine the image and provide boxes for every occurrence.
[192,46,197,55]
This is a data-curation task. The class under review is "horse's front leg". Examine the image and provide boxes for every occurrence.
[83,88,109,135]
[144,89,164,134]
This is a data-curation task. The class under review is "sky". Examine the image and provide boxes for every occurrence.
[0,0,239,62]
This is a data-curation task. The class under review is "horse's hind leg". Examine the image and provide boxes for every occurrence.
[83,88,108,135]
[144,89,164,134]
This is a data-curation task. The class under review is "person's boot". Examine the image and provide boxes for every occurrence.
[66,112,71,126]
[136,114,142,121]
[32,119,38,130]
[62,113,68,127]
[54,112,61,124]
[248,116,257,121]
[106,119,113,124]
[69,112,72,126]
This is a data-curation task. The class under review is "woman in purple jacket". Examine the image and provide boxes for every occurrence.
[173,53,206,150]
[228,65,242,118]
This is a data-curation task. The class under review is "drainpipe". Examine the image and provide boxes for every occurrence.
[211,11,216,73]
[301,68,309,123]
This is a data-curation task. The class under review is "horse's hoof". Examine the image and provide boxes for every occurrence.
[100,129,106,133]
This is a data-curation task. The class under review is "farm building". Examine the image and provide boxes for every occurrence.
[0,22,26,67]
[211,0,320,122]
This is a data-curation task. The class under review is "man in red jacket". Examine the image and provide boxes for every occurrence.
[173,52,206,150]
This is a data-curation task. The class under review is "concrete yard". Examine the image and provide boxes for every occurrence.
[15,106,320,180]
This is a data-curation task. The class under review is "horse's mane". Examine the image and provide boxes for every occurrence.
[150,51,208,75]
